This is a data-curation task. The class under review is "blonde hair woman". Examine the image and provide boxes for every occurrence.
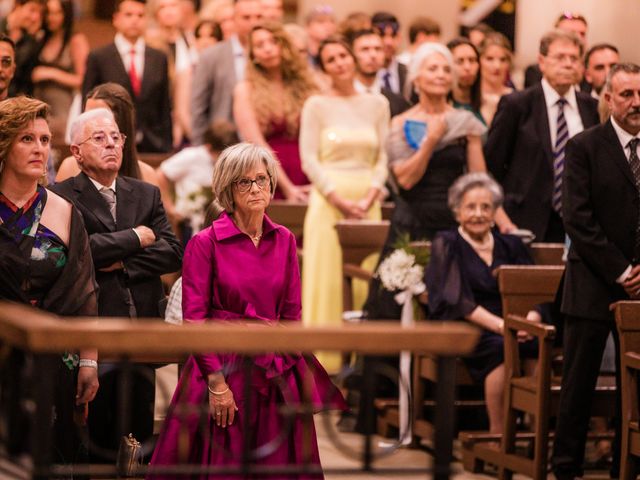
[233,22,318,201]
[479,32,513,125]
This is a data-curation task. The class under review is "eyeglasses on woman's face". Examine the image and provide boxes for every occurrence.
[234,174,270,192]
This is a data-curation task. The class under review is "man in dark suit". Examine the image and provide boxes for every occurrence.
[583,43,619,99]
[485,29,599,242]
[552,62,640,480]
[51,108,182,459]
[372,12,408,98]
[351,29,409,117]
[82,0,172,153]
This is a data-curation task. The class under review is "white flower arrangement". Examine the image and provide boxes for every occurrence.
[374,242,428,447]
[376,248,426,293]
[175,184,213,232]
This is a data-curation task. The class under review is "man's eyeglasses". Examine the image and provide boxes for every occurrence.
[234,174,270,192]
[546,53,581,64]
[78,131,127,148]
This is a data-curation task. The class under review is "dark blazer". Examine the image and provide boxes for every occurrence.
[50,173,183,317]
[523,64,542,89]
[561,120,638,321]
[381,87,411,117]
[397,62,408,96]
[82,43,173,153]
[485,84,599,240]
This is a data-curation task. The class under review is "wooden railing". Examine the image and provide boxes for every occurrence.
[0,302,479,480]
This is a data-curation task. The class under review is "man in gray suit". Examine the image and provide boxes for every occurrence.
[191,0,262,144]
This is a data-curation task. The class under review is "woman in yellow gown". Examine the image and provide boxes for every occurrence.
[299,36,389,372]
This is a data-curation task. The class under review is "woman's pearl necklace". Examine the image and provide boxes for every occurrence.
[461,231,493,251]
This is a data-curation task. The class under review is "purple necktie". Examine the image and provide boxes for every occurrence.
[552,98,568,215]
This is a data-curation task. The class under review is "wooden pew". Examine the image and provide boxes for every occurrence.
[381,202,395,221]
[266,201,307,238]
[530,242,565,266]
[334,220,390,315]
[138,151,173,169]
[614,301,640,480]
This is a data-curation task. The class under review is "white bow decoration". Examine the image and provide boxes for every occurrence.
[394,283,425,445]
[375,248,426,446]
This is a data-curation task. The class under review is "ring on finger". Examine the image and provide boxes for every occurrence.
[216,411,222,416]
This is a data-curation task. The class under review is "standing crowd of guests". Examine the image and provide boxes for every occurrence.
[0,1,638,479]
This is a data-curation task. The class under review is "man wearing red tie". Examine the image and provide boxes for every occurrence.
[82,0,172,153]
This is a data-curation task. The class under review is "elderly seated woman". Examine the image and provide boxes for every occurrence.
[425,172,540,434]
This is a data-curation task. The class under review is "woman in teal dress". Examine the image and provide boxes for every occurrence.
[0,97,98,465]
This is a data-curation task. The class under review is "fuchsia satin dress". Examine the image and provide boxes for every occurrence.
[148,212,346,479]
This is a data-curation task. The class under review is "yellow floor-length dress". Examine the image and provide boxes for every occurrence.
[300,93,390,373]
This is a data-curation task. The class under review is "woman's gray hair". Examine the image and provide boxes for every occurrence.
[448,172,503,212]
[212,142,278,213]
[406,42,454,98]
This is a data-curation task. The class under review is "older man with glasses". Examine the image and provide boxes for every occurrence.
[486,29,599,243]
[50,107,183,462]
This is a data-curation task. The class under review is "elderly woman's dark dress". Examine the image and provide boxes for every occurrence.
[425,228,537,382]
[0,185,97,463]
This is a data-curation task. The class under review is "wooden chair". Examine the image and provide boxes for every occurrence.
[412,248,563,446]
[530,242,565,266]
[334,220,389,315]
[614,301,640,480]
[265,201,307,238]
[462,266,616,480]
[459,265,563,473]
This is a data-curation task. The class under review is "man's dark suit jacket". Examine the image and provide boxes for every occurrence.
[381,87,411,117]
[82,43,173,153]
[50,173,183,317]
[561,120,637,321]
[485,84,599,240]
[395,62,408,96]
